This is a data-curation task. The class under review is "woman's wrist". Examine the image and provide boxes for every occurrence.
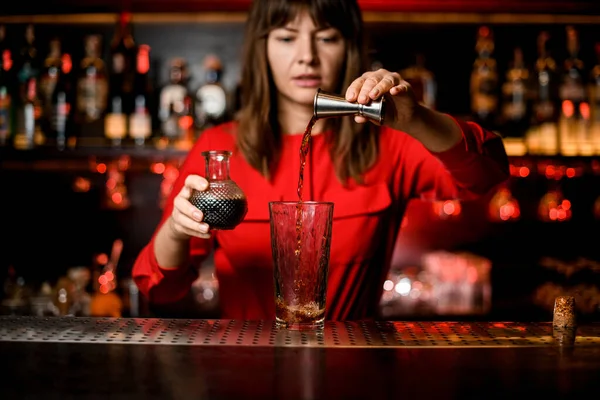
[165,216,189,242]
[154,216,191,270]
[406,105,462,153]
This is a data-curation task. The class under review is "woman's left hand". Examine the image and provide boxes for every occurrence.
[345,68,421,132]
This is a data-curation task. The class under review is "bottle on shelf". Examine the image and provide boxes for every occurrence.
[104,96,127,147]
[470,26,499,131]
[16,24,40,99]
[0,25,14,146]
[38,37,62,140]
[52,275,76,316]
[399,53,436,110]
[0,85,10,147]
[588,43,600,155]
[526,31,560,155]
[194,54,228,130]
[1,266,31,315]
[109,12,137,116]
[177,95,195,150]
[51,52,76,150]
[500,47,531,156]
[158,57,191,147]
[76,34,108,143]
[12,24,44,150]
[558,25,588,156]
[13,72,43,150]
[128,44,153,146]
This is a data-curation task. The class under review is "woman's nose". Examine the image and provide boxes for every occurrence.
[297,37,317,65]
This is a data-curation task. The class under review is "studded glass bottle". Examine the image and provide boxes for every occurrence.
[189,150,248,230]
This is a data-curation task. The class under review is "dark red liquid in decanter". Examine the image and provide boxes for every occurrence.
[189,150,248,230]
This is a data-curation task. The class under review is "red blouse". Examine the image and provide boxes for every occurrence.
[132,118,509,320]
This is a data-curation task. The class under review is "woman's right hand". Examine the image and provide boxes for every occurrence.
[167,174,212,240]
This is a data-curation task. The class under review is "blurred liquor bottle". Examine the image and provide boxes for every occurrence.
[400,53,436,110]
[50,52,76,150]
[13,24,44,150]
[194,54,228,130]
[470,26,499,131]
[105,95,127,146]
[558,25,588,156]
[499,47,531,156]
[177,95,195,150]
[0,25,14,146]
[158,57,191,147]
[588,43,600,155]
[38,37,62,141]
[13,70,43,150]
[109,12,137,117]
[16,24,40,100]
[128,44,153,146]
[76,35,108,143]
[527,31,560,155]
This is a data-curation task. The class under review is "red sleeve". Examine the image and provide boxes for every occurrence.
[396,116,509,201]
[131,126,230,304]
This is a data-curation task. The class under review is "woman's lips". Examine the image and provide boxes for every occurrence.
[292,76,322,88]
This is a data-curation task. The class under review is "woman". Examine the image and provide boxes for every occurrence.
[132,0,509,320]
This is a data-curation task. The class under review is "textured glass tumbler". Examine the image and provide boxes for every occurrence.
[269,201,334,330]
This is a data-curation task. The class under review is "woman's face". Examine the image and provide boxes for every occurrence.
[267,10,346,109]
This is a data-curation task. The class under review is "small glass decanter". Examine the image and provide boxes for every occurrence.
[190,150,248,230]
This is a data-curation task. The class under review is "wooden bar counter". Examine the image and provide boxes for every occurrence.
[1,316,600,399]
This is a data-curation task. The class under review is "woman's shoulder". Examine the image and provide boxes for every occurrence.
[200,121,239,141]
[195,121,239,150]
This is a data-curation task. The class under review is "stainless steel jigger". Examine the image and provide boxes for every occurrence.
[313,88,385,125]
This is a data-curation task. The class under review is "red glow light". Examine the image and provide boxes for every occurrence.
[2,50,12,71]
[442,201,455,215]
[61,54,72,74]
[111,193,123,204]
[106,178,117,190]
[137,44,150,74]
[580,102,590,120]
[164,165,179,180]
[519,167,530,178]
[562,100,574,118]
[179,115,194,130]
[151,162,166,174]
[96,253,108,265]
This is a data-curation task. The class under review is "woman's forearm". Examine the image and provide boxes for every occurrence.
[405,104,463,153]
[153,217,192,270]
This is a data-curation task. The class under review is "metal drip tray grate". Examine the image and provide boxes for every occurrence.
[1,316,599,348]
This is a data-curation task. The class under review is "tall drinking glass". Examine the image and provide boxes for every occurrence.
[269,201,334,330]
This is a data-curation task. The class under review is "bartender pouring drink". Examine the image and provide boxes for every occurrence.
[131,0,509,322]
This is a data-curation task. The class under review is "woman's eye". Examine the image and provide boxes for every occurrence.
[276,36,294,43]
[318,36,339,43]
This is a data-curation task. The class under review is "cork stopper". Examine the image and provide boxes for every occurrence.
[553,295,577,327]
[553,326,576,347]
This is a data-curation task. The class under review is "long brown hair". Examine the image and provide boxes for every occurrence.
[236,0,378,184]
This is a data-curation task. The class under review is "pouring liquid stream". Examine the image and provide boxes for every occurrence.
[291,115,317,307]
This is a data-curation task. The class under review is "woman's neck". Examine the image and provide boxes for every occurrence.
[277,97,326,135]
